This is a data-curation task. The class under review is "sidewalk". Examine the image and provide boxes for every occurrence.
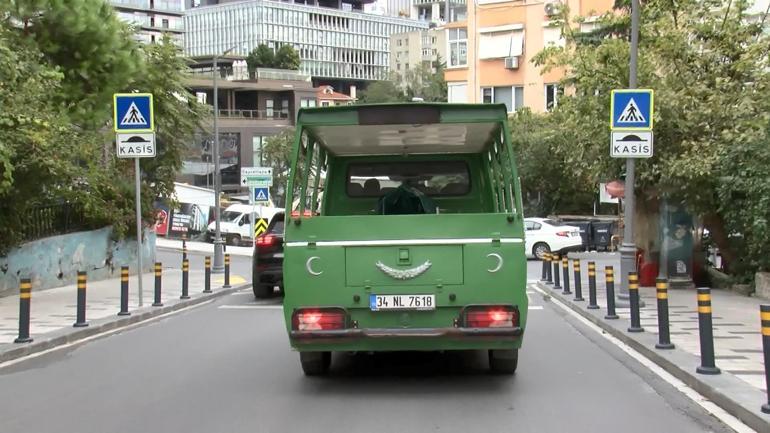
[542,252,770,431]
[0,264,249,359]
[156,237,253,257]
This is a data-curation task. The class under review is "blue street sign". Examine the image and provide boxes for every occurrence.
[611,89,653,130]
[253,187,270,203]
[114,93,154,132]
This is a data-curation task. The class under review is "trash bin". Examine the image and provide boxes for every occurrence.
[562,220,592,251]
[592,221,615,251]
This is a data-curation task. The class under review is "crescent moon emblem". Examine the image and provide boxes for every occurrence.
[487,253,503,273]
[306,256,322,276]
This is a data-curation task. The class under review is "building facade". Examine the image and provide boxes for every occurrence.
[444,0,614,113]
[390,28,446,78]
[111,0,185,44]
[184,0,428,83]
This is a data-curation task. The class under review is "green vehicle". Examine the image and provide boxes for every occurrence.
[283,103,527,375]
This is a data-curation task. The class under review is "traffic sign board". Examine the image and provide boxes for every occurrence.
[611,89,653,130]
[241,167,273,186]
[253,187,270,203]
[611,131,653,158]
[254,218,268,237]
[116,133,156,158]
[114,93,154,132]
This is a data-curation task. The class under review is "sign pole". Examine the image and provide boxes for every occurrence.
[618,0,641,306]
[134,158,144,307]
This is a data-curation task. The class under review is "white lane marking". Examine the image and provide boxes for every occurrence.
[218,305,283,310]
[529,284,756,433]
[0,300,216,370]
[230,292,254,296]
[528,306,544,310]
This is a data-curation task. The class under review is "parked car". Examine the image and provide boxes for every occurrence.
[524,217,582,259]
[252,211,284,299]
[206,203,280,246]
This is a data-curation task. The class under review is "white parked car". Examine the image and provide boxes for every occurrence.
[524,217,583,259]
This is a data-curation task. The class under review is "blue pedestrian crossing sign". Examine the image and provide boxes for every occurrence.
[611,89,653,130]
[253,187,270,203]
[113,93,154,132]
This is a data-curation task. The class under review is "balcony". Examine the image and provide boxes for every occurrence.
[212,109,292,128]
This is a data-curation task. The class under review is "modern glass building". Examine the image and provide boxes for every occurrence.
[184,0,428,81]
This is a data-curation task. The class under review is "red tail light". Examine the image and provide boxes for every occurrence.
[464,306,519,328]
[292,308,347,331]
[256,234,277,247]
[290,210,313,218]
[556,231,569,237]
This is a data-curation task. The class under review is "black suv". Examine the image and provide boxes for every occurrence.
[252,211,284,299]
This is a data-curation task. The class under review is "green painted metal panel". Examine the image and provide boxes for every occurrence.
[345,245,464,286]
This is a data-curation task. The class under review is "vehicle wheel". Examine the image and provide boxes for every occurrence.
[300,351,331,376]
[532,242,551,260]
[253,283,273,299]
[229,234,242,246]
[489,349,518,374]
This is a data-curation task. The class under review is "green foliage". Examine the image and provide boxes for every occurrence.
[403,56,448,102]
[359,78,408,103]
[528,0,770,275]
[262,128,295,207]
[274,44,301,70]
[246,44,276,71]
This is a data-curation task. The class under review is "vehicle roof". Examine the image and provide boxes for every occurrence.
[297,103,508,156]
[224,203,278,213]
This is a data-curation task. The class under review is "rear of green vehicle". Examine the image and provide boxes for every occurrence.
[283,103,527,375]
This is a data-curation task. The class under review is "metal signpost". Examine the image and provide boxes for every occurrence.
[241,167,273,241]
[114,93,155,307]
[610,0,652,302]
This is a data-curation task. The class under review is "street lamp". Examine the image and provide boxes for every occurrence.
[212,44,239,274]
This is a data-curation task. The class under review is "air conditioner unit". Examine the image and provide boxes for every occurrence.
[504,56,519,69]
[544,2,560,17]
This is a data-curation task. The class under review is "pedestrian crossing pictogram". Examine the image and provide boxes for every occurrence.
[120,102,148,126]
[255,189,268,201]
[617,98,645,123]
[254,218,268,237]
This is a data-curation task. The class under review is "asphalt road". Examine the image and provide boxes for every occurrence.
[0,260,737,433]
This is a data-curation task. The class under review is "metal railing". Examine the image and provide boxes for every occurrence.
[22,203,87,242]
[217,109,290,120]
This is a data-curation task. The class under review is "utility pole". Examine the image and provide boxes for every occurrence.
[618,0,641,304]
[212,53,225,274]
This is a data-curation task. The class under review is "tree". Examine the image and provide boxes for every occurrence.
[274,44,301,70]
[246,44,275,72]
[359,78,407,103]
[402,56,448,102]
[530,0,770,275]
[262,128,295,207]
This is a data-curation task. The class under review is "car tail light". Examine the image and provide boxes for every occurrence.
[556,231,569,237]
[256,234,277,247]
[463,306,519,328]
[292,308,347,331]
[290,210,313,218]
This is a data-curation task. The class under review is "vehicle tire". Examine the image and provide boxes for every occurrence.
[489,349,518,374]
[532,242,551,260]
[300,351,331,376]
[229,234,242,246]
[253,283,273,299]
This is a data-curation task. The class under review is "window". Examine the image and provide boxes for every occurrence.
[481,86,523,112]
[545,84,561,111]
[481,87,493,104]
[448,82,467,103]
[252,136,265,166]
[321,101,330,107]
[514,86,524,111]
[300,98,317,108]
[448,28,467,67]
[162,18,169,29]
[478,30,524,59]
[347,161,470,197]
[524,221,542,231]
[266,99,274,117]
[543,26,565,48]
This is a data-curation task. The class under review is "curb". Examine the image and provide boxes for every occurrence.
[535,281,770,433]
[0,282,250,364]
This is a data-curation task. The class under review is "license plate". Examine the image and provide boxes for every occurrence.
[369,294,436,311]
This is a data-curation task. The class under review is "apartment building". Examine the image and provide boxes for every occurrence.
[390,27,447,78]
[444,0,614,112]
[111,0,185,44]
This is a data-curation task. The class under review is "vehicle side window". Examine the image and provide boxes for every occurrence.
[524,221,535,231]
[533,222,542,230]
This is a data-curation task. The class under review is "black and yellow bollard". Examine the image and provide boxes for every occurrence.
[627,272,643,333]
[552,254,561,291]
[180,258,190,299]
[73,271,88,327]
[760,305,770,414]
[182,237,188,261]
[153,262,163,307]
[203,256,212,293]
[587,261,599,309]
[223,253,232,288]
[605,266,619,319]
[541,253,548,281]
[14,278,33,343]
[561,257,571,295]
[655,278,674,349]
[544,254,553,284]
[118,266,130,316]
[573,259,584,301]
[696,288,721,375]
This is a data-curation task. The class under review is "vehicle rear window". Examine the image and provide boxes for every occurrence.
[270,220,284,234]
[347,161,470,197]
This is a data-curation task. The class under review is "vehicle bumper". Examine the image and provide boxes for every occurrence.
[291,326,522,341]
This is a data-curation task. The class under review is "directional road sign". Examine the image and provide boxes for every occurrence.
[114,93,154,132]
[611,89,653,130]
[253,187,270,203]
[611,131,653,158]
[241,167,273,187]
[254,218,268,237]
[116,133,156,158]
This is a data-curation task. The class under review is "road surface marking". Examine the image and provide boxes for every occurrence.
[213,275,246,285]
[218,304,282,310]
[528,306,544,310]
[529,284,756,433]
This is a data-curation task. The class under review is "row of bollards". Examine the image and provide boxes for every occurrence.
[540,253,770,414]
[14,252,232,344]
